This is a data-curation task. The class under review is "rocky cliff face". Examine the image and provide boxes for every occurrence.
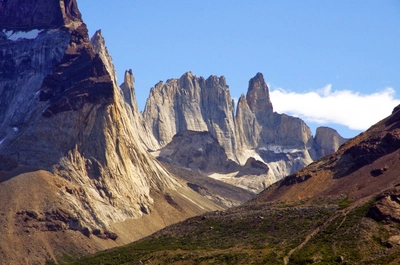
[90,29,118,87]
[235,73,315,178]
[0,0,81,31]
[0,1,221,264]
[144,72,343,183]
[156,130,275,193]
[0,0,158,226]
[157,130,240,174]
[144,72,238,159]
[314,126,348,158]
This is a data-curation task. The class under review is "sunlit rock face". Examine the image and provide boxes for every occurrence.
[143,72,238,159]
[235,73,315,178]
[314,126,348,158]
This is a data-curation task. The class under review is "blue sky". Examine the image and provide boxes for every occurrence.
[78,1,400,138]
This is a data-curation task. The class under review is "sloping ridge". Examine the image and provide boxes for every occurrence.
[256,104,400,204]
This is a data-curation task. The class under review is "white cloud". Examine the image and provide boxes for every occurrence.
[270,85,400,131]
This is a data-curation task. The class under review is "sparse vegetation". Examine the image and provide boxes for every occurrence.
[68,198,400,265]
[337,195,354,209]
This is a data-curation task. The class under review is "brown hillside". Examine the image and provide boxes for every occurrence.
[256,105,400,204]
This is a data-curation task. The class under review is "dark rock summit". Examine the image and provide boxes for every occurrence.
[39,24,114,118]
[246,72,273,114]
[0,0,82,31]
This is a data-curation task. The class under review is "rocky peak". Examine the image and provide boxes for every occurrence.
[38,23,114,118]
[205,74,227,87]
[314,126,348,158]
[179,71,198,91]
[120,69,135,107]
[90,29,118,86]
[0,0,82,31]
[235,93,259,148]
[123,69,135,89]
[246,72,273,113]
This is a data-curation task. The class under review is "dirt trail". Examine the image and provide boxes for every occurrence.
[283,209,347,265]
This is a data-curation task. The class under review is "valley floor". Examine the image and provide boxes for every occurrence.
[69,198,400,265]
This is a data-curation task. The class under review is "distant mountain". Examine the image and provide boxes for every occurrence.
[143,71,347,185]
[72,105,400,265]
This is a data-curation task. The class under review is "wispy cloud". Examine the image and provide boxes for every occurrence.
[270,85,400,130]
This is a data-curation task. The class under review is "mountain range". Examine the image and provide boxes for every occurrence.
[0,1,394,264]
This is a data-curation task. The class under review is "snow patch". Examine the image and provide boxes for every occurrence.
[2,29,43,41]
[238,149,264,164]
[258,145,302,154]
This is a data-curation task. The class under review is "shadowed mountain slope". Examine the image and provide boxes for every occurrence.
[257,105,400,204]
[156,130,275,193]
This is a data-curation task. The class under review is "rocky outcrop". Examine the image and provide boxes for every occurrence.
[314,126,348,158]
[0,0,82,31]
[157,130,240,174]
[156,130,274,193]
[119,69,160,150]
[368,187,400,223]
[157,130,270,176]
[91,30,159,150]
[90,29,118,87]
[235,73,315,178]
[1,0,149,215]
[257,104,400,203]
[144,72,238,159]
